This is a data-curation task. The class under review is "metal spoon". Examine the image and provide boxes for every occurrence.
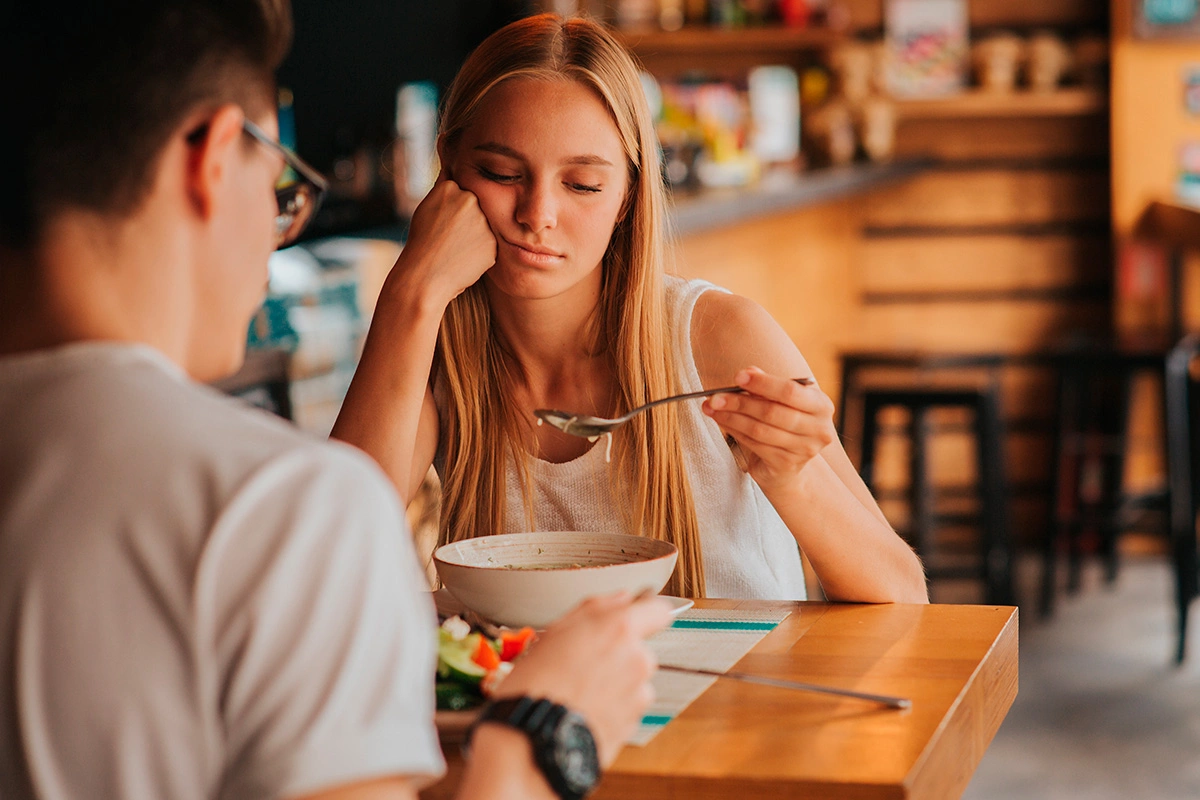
[534,377,814,439]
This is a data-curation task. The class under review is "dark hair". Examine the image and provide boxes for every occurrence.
[0,1,293,249]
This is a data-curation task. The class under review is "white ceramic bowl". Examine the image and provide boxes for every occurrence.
[433,531,678,629]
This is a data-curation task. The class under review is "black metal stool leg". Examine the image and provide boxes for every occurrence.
[1067,473,1085,594]
[1043,361,1076,617]
[910,405,933,560]
[1099,368,1137,586]
[977,390,1015,606]
[1065,362,1098,596]
[1174,537,1195,664]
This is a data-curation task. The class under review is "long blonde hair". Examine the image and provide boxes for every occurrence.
[433,14,705,598]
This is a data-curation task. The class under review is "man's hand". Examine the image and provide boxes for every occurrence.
[492,591,674,766]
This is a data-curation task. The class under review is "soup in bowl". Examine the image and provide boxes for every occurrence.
[433,531,678,629]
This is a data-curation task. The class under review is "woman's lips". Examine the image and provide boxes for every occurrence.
[503,238,564,266]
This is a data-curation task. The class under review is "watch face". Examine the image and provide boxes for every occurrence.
[551,712,601,793]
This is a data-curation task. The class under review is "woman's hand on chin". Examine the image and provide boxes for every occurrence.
[702,366,836,491]
[390,176,497,309]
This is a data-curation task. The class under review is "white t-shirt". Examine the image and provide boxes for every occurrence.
[0,342,444,800]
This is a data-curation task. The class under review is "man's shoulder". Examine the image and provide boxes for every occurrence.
[1,342,388,508]
[155,367,390,505]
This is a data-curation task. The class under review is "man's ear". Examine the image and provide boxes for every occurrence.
[184,104,246,220]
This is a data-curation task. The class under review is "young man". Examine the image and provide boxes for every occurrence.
[0,3,671,800]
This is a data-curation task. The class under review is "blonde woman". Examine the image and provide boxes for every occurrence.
[332,14,927,604]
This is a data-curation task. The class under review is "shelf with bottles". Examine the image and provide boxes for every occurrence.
[597,0,846,80]
[614,23,844,55]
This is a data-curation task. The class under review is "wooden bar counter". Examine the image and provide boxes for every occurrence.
[423,600,1018,800]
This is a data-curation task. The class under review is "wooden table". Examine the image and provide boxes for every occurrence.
[423,599,1018,800]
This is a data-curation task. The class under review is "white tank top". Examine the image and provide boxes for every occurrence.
[498,277,807,600]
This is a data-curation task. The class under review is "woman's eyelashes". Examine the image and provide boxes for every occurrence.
[476,166,519,184]
[475,165,602,194]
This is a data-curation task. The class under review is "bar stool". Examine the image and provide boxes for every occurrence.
[1040,344,1169,618]
[854,384,1015,606]
[840,350,1017,606]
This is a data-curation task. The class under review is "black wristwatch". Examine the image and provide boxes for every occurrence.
[465,696,601,800]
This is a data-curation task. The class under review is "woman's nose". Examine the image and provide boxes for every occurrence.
[515,181,556,232]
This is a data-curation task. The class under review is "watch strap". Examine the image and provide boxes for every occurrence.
[472,696,558,737]
[465,695,595,800]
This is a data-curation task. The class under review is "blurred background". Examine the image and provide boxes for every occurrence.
[214,3,1200,795]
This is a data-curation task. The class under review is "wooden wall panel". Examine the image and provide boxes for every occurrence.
[860,234,1111,294]
[864,168,1110,229]
[853,298,1109,352]
[894,116,1110,161]
[673,200,863,403]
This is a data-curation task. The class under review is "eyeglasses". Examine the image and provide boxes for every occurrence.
[241,118,328,248]
[187,116,329,249]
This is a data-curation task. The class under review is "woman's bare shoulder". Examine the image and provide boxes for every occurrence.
[691,289,811,386]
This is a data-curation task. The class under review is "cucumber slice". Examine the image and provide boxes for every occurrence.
[438,639,488,686]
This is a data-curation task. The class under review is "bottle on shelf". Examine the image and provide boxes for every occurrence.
[393,81,438,218]
[660,0,685,30]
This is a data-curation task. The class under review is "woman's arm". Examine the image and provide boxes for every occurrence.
[331,180,496,504]
[692,291,928,604]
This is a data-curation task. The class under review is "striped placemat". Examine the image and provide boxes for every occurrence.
[628,607,792,746]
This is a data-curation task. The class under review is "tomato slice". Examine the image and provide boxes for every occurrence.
[499,627,536,662]
[471,634,501,671]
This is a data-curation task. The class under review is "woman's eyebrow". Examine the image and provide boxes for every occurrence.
[473,142,523,159]
[563,154,615,167]
[473,141,614,168]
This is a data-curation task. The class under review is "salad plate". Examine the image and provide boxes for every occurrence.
[432,593,693,737]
